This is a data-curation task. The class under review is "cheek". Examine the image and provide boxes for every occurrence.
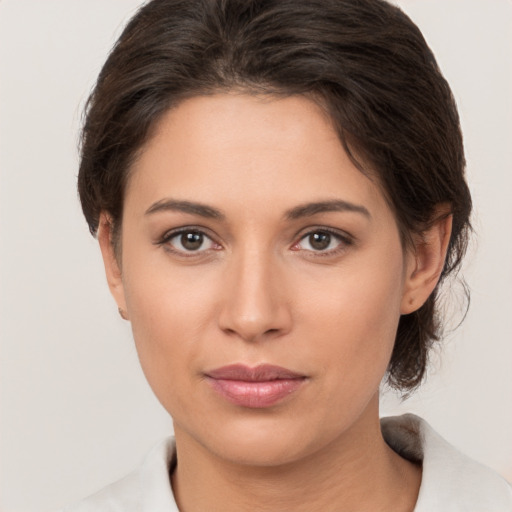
[120,224,406,424]
[298,248,405,394]
[121,251,220,410]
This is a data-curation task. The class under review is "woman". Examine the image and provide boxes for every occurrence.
[63,0,511,510]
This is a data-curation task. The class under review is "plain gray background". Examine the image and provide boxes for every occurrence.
[1,1,511,510]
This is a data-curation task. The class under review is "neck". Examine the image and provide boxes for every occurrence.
[171,395,421,512]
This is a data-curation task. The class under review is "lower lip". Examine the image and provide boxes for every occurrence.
[207,378,305,408]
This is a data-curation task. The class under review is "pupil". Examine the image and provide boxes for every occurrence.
[181,232,203,250]
[310,232,330,250]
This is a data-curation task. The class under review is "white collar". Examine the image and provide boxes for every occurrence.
[65,414,512,511]
[381,414,512,511]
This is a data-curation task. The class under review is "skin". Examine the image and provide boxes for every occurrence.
[99,93,452,511]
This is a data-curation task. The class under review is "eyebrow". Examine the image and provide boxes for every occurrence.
[145,199,225,219]
[285,200,371,220]
[145,198,370,221]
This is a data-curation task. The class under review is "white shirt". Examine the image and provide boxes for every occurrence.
[61,414,512,511]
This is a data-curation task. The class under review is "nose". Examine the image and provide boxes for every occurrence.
[217,247,292,343]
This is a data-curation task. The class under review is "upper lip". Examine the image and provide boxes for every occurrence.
[205,364,305,382]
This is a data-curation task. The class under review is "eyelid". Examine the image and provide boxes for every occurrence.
[154,224,353,257]
[291,226,354,255]
[155,225,222,255]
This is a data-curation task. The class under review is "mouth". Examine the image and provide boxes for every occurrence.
[204,364,307,408]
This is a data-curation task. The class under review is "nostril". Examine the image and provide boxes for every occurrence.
[216,274,293,342]
[220,323,286,343]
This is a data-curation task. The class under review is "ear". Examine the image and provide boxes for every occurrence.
[400,208,453,315]
[97,212,129,319]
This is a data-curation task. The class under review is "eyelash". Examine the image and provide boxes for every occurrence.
[156,226,353,257]
[291,227,354,257]
[156,226,221,257]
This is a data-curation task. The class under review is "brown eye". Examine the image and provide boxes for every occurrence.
[308,232,331,251]
[181,232,204,251]
[294,229,350,254]
[165,229,217,253]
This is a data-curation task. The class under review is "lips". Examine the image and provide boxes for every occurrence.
[205,364,307,408]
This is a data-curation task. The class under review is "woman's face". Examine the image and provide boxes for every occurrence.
[103,93,418,466]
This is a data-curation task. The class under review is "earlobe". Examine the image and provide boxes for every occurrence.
[400,210,453,315]
[97,213,129,319]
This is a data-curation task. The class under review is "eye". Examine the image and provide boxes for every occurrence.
[293,229,351,254]
[162,229,219,254]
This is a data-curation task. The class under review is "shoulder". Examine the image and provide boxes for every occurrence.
[58,437,179,512]
[59,470,141,512]
[381,414,512,511]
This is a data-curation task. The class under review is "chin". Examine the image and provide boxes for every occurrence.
[181,413,339,468]
[211,433,307,467]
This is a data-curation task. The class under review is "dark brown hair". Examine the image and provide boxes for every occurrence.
[78,0,472,391]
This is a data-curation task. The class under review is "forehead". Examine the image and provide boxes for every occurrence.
[126,93,392,223]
